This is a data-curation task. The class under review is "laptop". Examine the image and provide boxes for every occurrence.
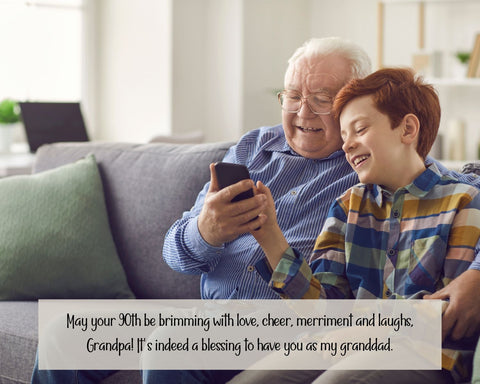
[19,102,89,153]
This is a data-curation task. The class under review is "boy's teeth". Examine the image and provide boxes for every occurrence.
[354,155,369,166]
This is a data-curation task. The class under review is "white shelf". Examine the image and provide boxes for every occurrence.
[0,152,34,177]
[380,0,479,4]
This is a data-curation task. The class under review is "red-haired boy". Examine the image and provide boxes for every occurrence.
[251,68,480,383]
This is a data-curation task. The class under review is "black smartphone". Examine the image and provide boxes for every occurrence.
[214,162,254,202]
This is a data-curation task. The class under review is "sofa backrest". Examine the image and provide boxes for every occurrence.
[34,141,233,299]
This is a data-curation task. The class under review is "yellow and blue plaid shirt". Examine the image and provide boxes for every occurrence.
[256,164,480,382]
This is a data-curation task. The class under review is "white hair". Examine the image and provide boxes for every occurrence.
[287,37,372,80]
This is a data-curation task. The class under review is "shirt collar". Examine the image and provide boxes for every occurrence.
[371,163,442,206]
[408,162,442,196]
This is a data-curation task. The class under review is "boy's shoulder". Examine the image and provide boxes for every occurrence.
[436,172,480,196]
[414,163,479,200]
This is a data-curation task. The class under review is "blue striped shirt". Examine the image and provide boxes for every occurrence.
[162,125,480,299]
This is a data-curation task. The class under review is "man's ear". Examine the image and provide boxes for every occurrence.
[401,114,420,145]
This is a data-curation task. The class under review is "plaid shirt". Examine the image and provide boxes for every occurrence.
[256,164,480,382]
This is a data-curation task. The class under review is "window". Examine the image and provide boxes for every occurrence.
[0,0,83,102]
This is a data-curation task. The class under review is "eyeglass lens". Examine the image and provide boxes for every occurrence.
[279,91,332,114]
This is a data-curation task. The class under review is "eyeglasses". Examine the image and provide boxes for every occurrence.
[277,90,333,115]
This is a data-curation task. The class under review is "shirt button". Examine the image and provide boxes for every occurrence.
[385,289,392,297]
[290,190,297,196]
[247,265,255,272]
[387,249,396,256]
[392,209,400,218]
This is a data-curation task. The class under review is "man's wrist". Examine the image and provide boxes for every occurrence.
[197,216,223,247]
[185,217,224,256]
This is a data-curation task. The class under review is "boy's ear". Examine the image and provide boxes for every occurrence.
[401,114,420,145]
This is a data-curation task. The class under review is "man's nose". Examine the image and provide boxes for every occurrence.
[296,100,316,118]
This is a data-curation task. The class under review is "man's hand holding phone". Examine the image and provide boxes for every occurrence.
[197,162,268,247]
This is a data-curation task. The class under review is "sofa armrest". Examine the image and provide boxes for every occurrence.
[462,162,480,176]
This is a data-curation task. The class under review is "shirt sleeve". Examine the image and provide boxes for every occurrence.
[162,128,264,275]
[444,187,480,275]
[255,197,354,299]
[255,247,325,299]
[309,199,354,299]
[428,157,480,270]
[162,180,226,274]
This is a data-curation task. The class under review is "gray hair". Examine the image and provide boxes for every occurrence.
[287,37,372,80]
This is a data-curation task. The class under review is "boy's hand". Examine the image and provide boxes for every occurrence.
[250,181,289,269]
[250,181,278,237]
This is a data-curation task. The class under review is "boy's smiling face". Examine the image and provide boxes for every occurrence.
[340,95,409,192]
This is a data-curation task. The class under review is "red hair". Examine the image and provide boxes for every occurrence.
[332,67,440,159]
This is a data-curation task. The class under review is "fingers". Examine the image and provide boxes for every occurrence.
[255,181,274,202]
[221,179,255,203]
[446,305,479,340]
[256,180,272,196]
[255,181,276,213]
[208,163,219,192]
[199,176,267,246]
[423,289,449,300]
[426,270,480,341]
[441,304,457,341]
[202,164,273,245]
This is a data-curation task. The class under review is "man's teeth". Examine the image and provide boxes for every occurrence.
[299,126,321,132]
[353,155,370,166]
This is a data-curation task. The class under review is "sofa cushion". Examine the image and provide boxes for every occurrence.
[473,337,480,383]
[33,141,233,299]
[0,301,38,384]
[0,154,135,300]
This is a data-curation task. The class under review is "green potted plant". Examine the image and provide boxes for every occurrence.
[453,51,471,78]
[0,98,21,153]
[0,99,21,124]
[455,51,471,65]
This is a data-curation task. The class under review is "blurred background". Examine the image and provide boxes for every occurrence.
[0,0,479,161]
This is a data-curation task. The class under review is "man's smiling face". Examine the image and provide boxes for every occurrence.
[282,54,351,159]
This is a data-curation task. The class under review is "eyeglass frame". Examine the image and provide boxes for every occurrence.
[277,89,334,116]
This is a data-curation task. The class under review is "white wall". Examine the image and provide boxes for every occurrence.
[202,0,243,142]
[310,0,378,69]
[95,0,172,143]
[171,0,207,139]
[242,0,311,135]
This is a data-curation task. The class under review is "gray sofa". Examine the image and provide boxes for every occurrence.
[0,140,233,384]
[1,140,479,384]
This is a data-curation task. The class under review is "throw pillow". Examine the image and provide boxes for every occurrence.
[0,154,135,300]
